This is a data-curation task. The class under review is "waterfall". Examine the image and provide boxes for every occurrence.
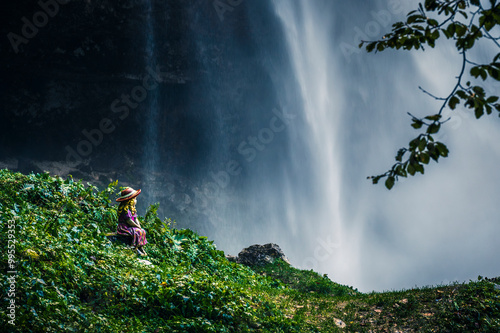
[267,0,500,292]
[134,1,500,292]
[143,0,160,203]
[270,0,350,284]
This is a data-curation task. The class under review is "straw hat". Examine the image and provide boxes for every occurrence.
[116,187,141,202]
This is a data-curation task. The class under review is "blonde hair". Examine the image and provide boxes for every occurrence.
[117,198,137,216]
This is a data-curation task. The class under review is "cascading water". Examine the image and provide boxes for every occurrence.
[264,0,500,292]
[143,0,160,203]
[177,0,358,289]
[270,0,349,285]
[132,1,500,293]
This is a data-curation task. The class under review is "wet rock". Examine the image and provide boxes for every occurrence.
[236,243,290,267]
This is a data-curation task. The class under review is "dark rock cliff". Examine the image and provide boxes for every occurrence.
[0,0,294,238]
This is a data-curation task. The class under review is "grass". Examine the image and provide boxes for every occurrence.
[252,260,500,332]
[0,169,499,332]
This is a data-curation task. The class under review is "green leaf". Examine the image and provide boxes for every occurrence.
[448,96,460,110]
[435,142,449,157]
[486,96,499,104]
[425,114,441,121]
[418,138,427,152]
[395,164,407,177]
[431,29,440,40]
[407,14,424,24]
[488,67,500,81]
[472,86,485,96]
[385,176,395,190]
[475,106,484,118]
[395,148,406,162]
[427,122,441,134]
[407,163,416,176]
[427,143,439,161]
[419,152,430,164]
[470,66,481,78]
[486,104,492,115]
[366,42,377,53]
[456,90,468,99]
[446,23,456,37]
[427,19,439,26]
[411,119,424,129]
[455,24,467,37]
[414,163,425,174]
[484,16,495,31]
[480,69,487,81]
[409,137,420,150]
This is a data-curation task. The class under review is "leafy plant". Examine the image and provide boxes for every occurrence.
[253,259,359,297]
[1,169,498,332]
[361,0,500,189]
[0,169,299,332]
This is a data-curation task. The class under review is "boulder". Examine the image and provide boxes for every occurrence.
[225,254,238,263]
[236,243,290,267]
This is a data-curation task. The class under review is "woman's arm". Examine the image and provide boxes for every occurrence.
[123,210,142,228]
[126,218,142,229]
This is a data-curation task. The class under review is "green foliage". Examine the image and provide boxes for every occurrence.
[339,278,500,332]
[253,259,359,297]
[0,170,299,332]
[435,277,500,332]
[362,0,500,189]
[1,169,498,332]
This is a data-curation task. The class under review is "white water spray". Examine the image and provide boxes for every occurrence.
[272,0,356,285]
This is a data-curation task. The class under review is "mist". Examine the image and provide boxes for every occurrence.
[203,0,500,292]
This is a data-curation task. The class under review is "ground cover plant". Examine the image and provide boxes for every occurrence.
[0,169,499,332]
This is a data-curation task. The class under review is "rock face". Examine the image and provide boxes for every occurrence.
[233,243,290,267]
[1,1,297,246]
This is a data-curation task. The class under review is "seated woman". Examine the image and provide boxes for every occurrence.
[116,187,147,256]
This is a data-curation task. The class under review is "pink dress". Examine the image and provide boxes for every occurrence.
[116,209,147,247]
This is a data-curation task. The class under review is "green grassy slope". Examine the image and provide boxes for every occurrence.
[0,169,498,332]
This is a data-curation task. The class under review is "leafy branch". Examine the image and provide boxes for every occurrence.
[361,0,500,189]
